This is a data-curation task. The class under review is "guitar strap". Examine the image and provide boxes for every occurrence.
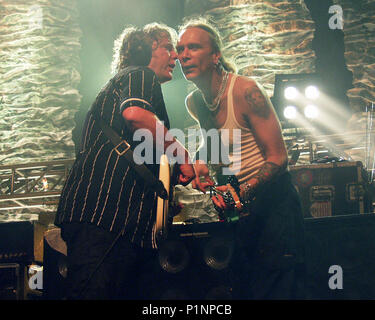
[90,110,168,200]
[76,110,169,298]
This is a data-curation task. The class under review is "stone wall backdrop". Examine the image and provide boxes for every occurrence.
[182,0,375,164]
[301,0,375,164]
[181,0,317,161]
[338,0,375,112]
[334,0,375,166]
[183,0,316,97]
[0,0,81,165]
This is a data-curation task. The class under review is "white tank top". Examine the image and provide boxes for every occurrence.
[219,74,265,183]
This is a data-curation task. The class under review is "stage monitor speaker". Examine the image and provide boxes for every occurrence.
[0,263,24,300]
[138,222,238,300]
[0,221,34,265]
[304,213,375,299]
[43,228,67,300]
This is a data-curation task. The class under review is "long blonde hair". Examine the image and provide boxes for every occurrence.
[178,17,237,73]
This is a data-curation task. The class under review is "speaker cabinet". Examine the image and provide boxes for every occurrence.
[0,221,33,300]
[304,213,375,299]
[0,263,24,300]
[138,222,237,300]
[0,221,34,265]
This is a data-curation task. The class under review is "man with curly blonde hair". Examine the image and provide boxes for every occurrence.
[55,23,194,300]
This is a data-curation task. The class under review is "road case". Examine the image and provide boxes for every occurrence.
[289,161,373,218]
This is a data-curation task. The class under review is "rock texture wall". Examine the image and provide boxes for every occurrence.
[318,0,375,166]
[0,0,81,165]
[183,0,316,96]
[338,0,375,111]
[182,0,373,166]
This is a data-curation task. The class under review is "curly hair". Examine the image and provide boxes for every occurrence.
[111,26,153,74]
[178,17,237,73]
[143,22,177,48]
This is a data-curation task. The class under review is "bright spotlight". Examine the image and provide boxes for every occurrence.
[283,105,297,119]
[304,104,319,119]
[284,86,298,100]
[305,85,319,99]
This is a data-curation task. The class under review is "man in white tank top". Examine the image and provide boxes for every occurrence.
[177,18,306,299]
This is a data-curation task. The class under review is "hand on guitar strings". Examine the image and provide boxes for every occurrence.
[210,182,250,221]
[210,185,233,212]
[177,163,196,186]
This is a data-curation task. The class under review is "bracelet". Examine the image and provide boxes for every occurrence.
[240,181,251,193]
[240,181,255,201]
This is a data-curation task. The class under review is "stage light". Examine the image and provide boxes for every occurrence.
[304,104,319,119]
[305,85,319,100]
[273,74,325,126]
[284,86,298,100]
[283,105,297,119]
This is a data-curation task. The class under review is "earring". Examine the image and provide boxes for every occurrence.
[214,60,222,71]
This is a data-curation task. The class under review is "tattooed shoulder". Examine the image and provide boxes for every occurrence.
[244,84,270,119]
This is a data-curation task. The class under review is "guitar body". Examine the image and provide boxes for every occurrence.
[156,154,170,242]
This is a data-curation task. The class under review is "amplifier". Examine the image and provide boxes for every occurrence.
[0,263,24,300]
[137,221,237,300]
[0,221,34,264]
[289,161,373,218]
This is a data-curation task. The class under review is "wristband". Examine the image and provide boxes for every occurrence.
[240,181,255,201]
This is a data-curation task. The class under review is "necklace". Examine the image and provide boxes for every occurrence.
[202,71,229,112]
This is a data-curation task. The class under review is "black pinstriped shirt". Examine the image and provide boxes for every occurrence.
[55,66,170,249]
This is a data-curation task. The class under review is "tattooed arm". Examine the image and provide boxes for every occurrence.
[211,79,288,210]
[238,80,288,200]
